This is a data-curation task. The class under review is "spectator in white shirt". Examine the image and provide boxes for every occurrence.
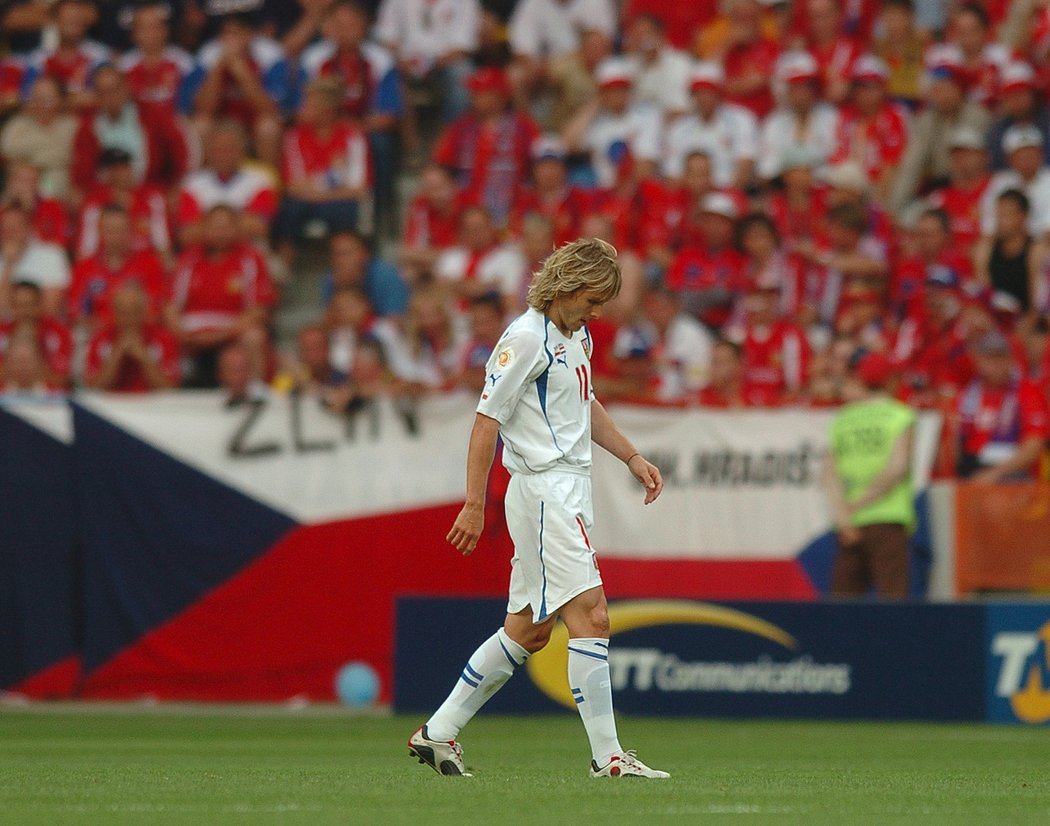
[980,125,1050,241]
[562,56,662,188]
[435,205,528,313]
[0,206,70,320]
[663,61,758,190]
[623,13,691,119]
[375,0,480,121]
[758,50,840,182]
[509,0,618,64]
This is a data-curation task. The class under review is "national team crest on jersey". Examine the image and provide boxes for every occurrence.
[582,336,591,359]
[553,343,567,366]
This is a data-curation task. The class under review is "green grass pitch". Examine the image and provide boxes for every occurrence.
[1,706,1048,825]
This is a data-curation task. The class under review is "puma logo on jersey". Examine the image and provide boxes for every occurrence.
[488,372,502,387]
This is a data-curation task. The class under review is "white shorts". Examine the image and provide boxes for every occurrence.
[505,469,603,624]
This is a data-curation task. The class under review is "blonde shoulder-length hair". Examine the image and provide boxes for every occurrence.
[525,238,621,312]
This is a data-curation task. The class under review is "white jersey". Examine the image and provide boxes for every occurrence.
[477,307,594,475]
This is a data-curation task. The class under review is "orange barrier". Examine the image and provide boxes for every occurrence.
[955,482,1050,594]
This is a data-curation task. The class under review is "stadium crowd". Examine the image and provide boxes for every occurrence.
[1,0,1050,481]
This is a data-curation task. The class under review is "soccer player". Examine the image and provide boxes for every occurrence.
[407,238,670,780]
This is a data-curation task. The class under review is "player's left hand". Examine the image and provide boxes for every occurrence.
[627,454,663,505]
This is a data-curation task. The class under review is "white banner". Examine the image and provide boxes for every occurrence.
[76,393,940,557]
[592,407,941,559]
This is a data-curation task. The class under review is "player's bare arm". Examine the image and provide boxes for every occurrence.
[447,412,501,555]
[590,399,663,505]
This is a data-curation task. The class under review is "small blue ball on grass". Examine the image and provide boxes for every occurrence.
[336,661,380,707]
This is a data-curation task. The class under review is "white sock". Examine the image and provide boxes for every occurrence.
[425,628,529,741]
[568,637,621,765]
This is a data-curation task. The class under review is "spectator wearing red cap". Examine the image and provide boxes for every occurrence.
[0,280,72,387]
[757,51,840,182]
[510,135,591,248]
[20,0,110,111]
[562,56,662,189]
[0,161,69,247]
[623,13,692,118]
[166,204,277,388]
[275,76,371,269]
[375,0,479,123]
[944,2,1012,109]
[666,191,747,329]
[68,203,168,329]
[433,66,540,228]
[118,3,195,112]
[979,125,1050,242]
[831,55,909,200]
[956,328,1050,481]
[888,46,992,214]
[871,0,926,109]
[823,349,917,598]
[70,64,190,200]
[176,121,278,250]
[84,280,180,392]
[925,126,992,256]
[401,164,469,279]
[795,0,862,106]
[664,61,757,191]
[984,61,1050,172]
[726,272,810,406]
[435,205,527,314]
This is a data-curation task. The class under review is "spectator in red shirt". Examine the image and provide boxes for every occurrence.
[957,328,1050,481]
[666,191,747,330]
[75,147,172,260]
[400,164,467,279]
[432,66,540,228]
[71,64,190,200]
[177,120,278,248]
[767,145,829,251]
[696,337,760,407]
[185,12,290,168]
[0,280,72,387]
[84,280,180,392]
[510,134,590,248]
[892,207,973,321]
[925,126,992,257]
[20,0,110,111]
[797,0,862,106]
[68,203,168,328]
[624,0,718,51]
[118,2,195,112]
[711,0,779,118]
[167,204,276,388]
[275,76,371,269]
[728,273,810,406]
[945,2,1011,111]
[641,150,717,270]
[832,55,909,201]
[0,161,69,246]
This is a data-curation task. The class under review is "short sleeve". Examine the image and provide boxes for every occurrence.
[476,326,548,424]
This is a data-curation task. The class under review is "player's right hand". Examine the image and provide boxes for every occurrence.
[447,503,484,556]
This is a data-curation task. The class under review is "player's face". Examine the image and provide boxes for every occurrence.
[553,289,609,334]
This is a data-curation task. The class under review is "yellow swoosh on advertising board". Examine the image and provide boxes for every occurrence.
[525,600,798,710]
